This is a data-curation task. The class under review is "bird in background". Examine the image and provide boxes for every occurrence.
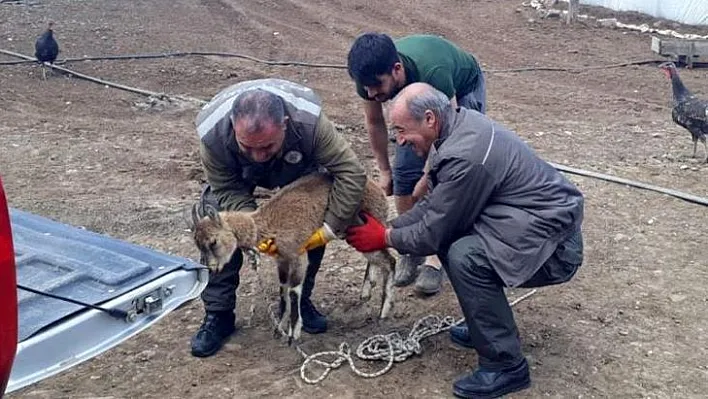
[659,61,708,163]
[34,21,59,80]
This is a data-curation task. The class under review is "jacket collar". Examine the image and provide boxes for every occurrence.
[433,106,462,150]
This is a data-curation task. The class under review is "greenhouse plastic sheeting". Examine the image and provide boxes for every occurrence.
[581,0,708,26]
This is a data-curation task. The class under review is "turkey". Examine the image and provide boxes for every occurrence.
[659,61,708,163]
[34,22,59,80]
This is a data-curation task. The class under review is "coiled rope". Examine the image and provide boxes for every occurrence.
[250,251,538,385]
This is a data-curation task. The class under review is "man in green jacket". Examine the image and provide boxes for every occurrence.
[347,32,486,296]
[191,78,367,357]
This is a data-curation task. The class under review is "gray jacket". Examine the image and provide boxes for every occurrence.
[389,107,584,287]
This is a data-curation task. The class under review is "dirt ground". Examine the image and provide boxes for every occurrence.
[1,0,707,398]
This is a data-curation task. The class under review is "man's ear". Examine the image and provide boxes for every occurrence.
[425,109,436,128]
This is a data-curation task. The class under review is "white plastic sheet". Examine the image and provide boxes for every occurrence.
[580,0,708,26]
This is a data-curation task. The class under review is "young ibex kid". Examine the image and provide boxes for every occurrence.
[190,172,397,344]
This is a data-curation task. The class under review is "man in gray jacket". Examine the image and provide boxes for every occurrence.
[345,82,584,399]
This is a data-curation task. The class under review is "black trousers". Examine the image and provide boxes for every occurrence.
[196,185,326,312]
[440,228,584,370]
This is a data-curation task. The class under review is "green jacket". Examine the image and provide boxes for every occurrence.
[356,34,483,101]
[196,79,367,234]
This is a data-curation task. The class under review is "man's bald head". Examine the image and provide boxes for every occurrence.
[230,89,288,163]
[388,83,452,158]
[389,82,451,124]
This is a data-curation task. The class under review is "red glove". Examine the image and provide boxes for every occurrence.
[345,212,388,253]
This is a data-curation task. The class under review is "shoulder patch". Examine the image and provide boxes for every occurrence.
[284,150,303,164]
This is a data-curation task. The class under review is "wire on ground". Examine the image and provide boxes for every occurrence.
[1,48,706,208]
[0,48,208,106]
[0,49,668,74]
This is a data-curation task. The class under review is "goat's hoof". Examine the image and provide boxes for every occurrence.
[379,303,393,319]
[292,320,303,341]
[360,289,372,302]
[278,320,290,336]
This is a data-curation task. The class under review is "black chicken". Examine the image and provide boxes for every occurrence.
[34,22,59,79]
[659,61,708,163]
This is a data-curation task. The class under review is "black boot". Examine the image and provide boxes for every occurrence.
[301,246,327,333]
[453,358,531,399]
[190,310,236,357]
[300,296,327,333]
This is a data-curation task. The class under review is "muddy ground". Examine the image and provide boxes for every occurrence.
[1,0,707,398]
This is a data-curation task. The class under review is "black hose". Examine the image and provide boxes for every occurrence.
[0,49,666,74]
[1,48,706,208]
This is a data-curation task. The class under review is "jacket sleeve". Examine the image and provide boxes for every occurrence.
[199,141,257,212]
[390,195,431,228]
[390,158,433,227]
[388,158,496,256]
[313,113,368,235]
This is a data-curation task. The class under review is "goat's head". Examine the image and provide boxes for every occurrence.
[190,202,240,273]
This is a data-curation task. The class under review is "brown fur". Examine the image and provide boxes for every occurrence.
[189,172,397,343]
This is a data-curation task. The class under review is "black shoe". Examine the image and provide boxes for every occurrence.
[190,311,236,357]
[414,265,443,295]
[450,324,476,349]
[300,297,327,334]
[393,255,423,287]
[453,358,531,399]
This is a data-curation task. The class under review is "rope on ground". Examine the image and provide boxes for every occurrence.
[549,162,708,207]
[0,49,208,106]
[268,289,538,385]
[0,48,669,73]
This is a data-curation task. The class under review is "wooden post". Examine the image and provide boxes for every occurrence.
[566,0,579,24]
[687,42,695,69]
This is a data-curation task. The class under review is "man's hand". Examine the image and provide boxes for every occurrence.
[257,238,279,256]
[345,212,388,253]
[378,169,393,196]
[299,223,336,254]
[363,100,393,196]
[412,173,428,202]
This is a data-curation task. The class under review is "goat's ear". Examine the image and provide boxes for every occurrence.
[204,204,222,227]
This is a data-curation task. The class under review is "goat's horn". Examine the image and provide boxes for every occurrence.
[191,202,201,227]
[204,204,223,227]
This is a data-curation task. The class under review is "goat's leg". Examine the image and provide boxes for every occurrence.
[379,250,396,319]
[276,259,291,338]
[287,254,306,344]
[288,283,303,345]
[363,249,397,319]
[702,139,708,163]
[360,261,374,302]
[693,138,698,158]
